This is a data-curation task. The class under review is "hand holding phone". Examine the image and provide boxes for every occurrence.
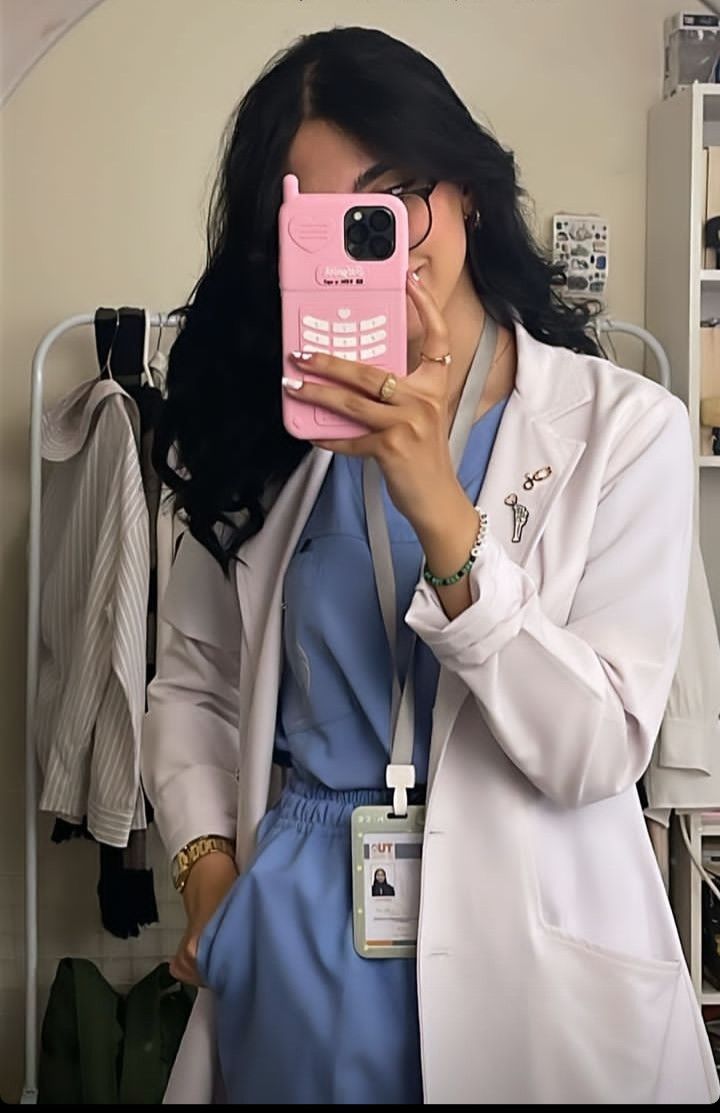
[278,173,408,440]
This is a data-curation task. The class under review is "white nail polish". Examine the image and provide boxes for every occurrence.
[282,376,304,390]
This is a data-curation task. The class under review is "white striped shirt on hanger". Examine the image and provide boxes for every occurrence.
[36,378,149,847]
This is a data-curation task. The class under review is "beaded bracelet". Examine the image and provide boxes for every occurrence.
[423,509,489,587]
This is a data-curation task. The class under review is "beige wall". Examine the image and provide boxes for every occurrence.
[0,0,106,104]
[0,0,706,1098]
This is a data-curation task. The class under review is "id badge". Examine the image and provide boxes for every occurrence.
[351,804,425,959]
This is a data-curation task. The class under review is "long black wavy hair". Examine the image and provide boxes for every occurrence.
[154,26,601,570]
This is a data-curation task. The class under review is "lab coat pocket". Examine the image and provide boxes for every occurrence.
[532,923,681,1104]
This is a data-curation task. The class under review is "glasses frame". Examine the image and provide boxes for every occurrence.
[379,181,438,250]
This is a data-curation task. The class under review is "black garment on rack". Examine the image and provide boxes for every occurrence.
[52,809,158,940]
[101,307,160,937]
[100,308,165,686]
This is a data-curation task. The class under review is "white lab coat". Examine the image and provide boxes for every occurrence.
[143,323,719,1103]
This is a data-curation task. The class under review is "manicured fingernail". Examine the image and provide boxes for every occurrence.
[409,270,421,283]
[282,376,304,390]
[290,350,314,362]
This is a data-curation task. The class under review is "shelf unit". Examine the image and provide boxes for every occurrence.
[670,811,720,1006]
[646,84,720,1007]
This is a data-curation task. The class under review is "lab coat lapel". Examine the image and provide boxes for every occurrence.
[233,448,332,865]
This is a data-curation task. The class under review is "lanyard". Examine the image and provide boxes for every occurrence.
[361,316,498,815]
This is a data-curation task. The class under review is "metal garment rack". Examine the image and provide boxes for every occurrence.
[20,310,668,1102]
[22,312,180,1103]
[599,316,671,390]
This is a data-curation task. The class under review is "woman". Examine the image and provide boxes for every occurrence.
[143,26,718,1105]
[371,869,395,898]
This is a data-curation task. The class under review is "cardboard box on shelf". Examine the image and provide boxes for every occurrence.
[700,327,720,454]
[701,325,720,400]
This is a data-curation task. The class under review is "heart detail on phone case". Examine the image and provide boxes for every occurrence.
[338,308,351,319]
[288,218,331,253]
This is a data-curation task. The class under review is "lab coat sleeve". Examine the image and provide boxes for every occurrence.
[406,394,694,808]
[142,531,241,858]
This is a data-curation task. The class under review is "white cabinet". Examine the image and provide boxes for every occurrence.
[646,84,720,1007]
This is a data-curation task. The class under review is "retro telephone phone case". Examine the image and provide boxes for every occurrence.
[279,173,408,439]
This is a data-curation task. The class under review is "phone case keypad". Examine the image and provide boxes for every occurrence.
[298,307,392,428]
[301,310,389,365]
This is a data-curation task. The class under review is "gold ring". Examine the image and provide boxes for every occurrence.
[420,351,452,366]
[378,373,398,403]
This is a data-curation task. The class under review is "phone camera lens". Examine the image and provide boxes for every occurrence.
[347,222,369,245]
[369,209,391,232]
[370,235,391,259]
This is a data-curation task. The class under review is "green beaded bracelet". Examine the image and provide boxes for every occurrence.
[423,509,489,588]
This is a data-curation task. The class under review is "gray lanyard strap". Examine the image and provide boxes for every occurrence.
[362,317,498,814]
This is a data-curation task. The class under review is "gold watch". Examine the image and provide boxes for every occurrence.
[171,834,235,893]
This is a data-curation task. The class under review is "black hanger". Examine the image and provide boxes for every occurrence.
[111,307,150,393]
[94,306,150,390]
[94,307,119,380]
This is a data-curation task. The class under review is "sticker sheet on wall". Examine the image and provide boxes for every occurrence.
[551,214,609,303]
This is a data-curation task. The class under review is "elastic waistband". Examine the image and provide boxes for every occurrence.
[285,770,389,806]
[270,770,426,831]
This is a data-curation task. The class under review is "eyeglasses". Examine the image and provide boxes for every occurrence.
[381,181,437,250]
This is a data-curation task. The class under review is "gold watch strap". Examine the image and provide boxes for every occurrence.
[172,834,235,893]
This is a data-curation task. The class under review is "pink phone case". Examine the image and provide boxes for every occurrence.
[279,173,408,439]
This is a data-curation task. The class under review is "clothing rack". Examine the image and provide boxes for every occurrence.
[20,310,668,1103]
[23,312,180,1104]
[600,317,671,390]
